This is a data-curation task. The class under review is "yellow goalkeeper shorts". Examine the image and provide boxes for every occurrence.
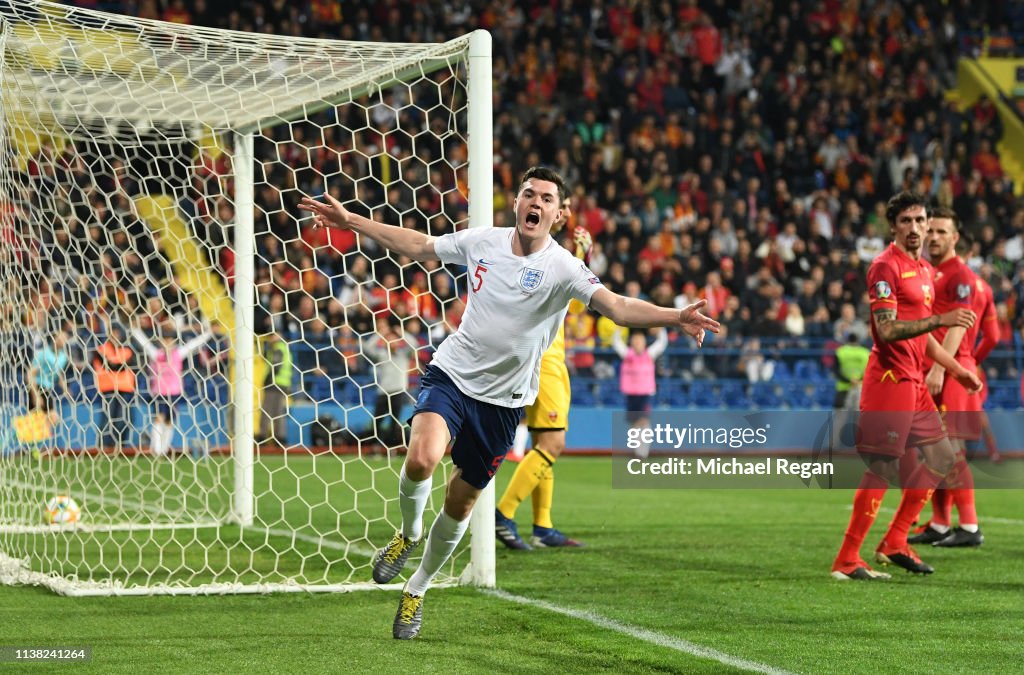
[525,358,571,431]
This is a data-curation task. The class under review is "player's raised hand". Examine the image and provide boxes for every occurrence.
[573,226,592,259]
[298,193,351,230]
[677,299,721,348]
[938,307,976,329]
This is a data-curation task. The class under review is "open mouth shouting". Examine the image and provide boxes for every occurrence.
[524,211,541,228]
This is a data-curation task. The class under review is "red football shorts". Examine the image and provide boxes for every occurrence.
[857,378,946,456]
[936,374,982,441]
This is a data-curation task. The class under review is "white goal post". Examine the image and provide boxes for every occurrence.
[0,0,495,595]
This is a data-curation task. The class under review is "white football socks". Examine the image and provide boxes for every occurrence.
[405,510,469,596]
[510,422,529,461]
[399,464,432,541]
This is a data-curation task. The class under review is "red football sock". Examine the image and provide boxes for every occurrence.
[930,489,953,528]
[885,464,944,548]
[950,459,978,526]
[836,471,888,565]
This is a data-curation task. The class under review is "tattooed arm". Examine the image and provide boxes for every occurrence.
[872,307,976,343]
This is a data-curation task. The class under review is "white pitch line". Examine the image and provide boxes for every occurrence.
[483,588,795,675]
[847,504,1024,527]
[258,526,377,558]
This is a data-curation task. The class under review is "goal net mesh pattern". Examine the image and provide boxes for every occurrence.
[0,0,485,595]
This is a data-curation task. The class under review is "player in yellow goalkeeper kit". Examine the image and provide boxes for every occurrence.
[495,203,590,549]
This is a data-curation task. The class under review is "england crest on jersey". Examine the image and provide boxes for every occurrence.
[520,267,544,292]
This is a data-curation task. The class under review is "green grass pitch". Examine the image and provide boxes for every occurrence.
[1,456,1021,673]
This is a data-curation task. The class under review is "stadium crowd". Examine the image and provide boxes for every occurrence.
[7,0,1024,414]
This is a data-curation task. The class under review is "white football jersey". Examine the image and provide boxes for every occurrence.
[431,227,603,407]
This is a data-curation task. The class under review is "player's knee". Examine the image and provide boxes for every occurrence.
[403,453,437,480]
[534,430,567,459]
[403,440,441,479]
[538,441,565,459]
[443,498,474,521]
[925,441,957,474]
[868,458,899,484]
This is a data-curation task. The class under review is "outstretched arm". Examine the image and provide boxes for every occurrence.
[131,328,159,359]
[298,193,439,262]
[610,325,628,358]
[647,328,669,359]
[180,331,213,358]
[589,289,719,347]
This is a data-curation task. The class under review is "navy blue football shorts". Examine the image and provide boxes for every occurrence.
[409,365,522,489]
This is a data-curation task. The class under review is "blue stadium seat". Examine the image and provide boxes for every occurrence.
[989,383,1019,410]
[661,380,689,408]
[183,374,200,400]
[571,377,597,406]
[751,382,781,408]
[795,359,829,382]
[772,361,792,381]
[689,382,719,409]
[814,383,836,408]
[782,383,812,409]
[572,386,596,407]
[306,374,335,404]
[340,377,366,405]
[721,381,749,408]
[78,370,98,402]
[598,379,624,407]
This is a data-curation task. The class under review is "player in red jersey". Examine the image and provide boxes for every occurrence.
[971,277,1001,464]
[906,208,984,547]
[832,192,981,581]
[912,259,1001,545]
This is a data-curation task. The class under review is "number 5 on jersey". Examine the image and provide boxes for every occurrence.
[472,264,487,292]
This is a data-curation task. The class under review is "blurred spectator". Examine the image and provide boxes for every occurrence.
[565,308,596,378]
[259,331,293,447]
[28,331,69,428]
[93,324,136,450]
[833,303,870,344]
[362,318,417,451]
[132,322,212,457]
[739,337,775,383]
[612,328,668,458]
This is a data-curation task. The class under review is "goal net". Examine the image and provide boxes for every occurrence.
[0,0,495,595]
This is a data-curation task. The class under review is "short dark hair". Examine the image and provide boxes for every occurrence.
[518,166,568,203]
[885,191,928,226]
[955,232,973,257]
[929,205,960,232]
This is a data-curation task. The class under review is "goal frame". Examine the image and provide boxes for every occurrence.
[0,2,495,595]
